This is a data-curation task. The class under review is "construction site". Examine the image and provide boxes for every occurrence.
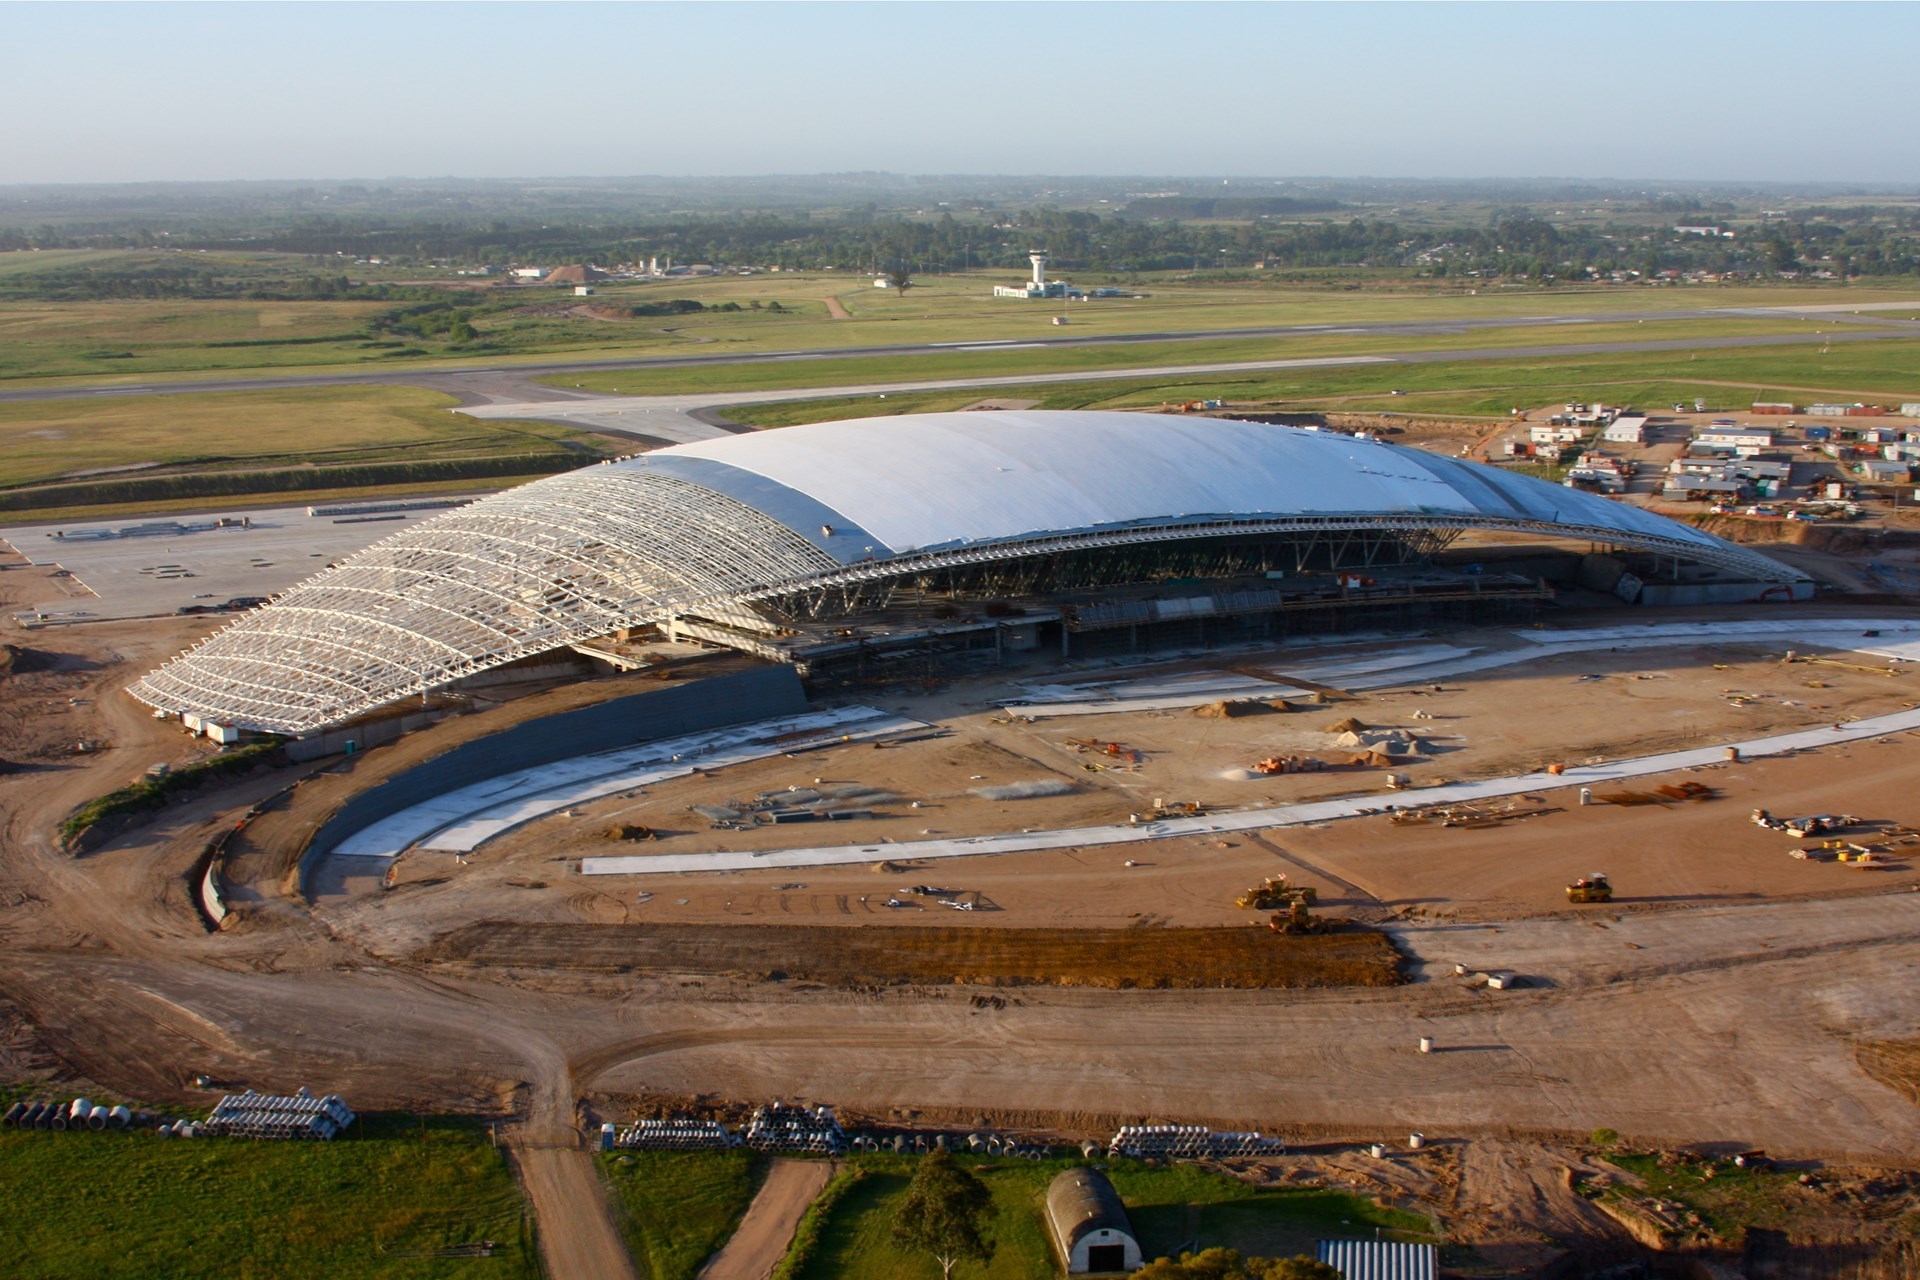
[7,410,1920,1278]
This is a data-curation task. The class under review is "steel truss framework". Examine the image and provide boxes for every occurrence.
[131,477,1805,736]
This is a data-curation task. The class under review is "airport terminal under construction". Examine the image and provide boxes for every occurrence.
[128,410,1808,738]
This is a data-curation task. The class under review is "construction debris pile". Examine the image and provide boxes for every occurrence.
[201,1088,356,1140]
[743,1102,847,1154]
[1389,798,1550,829]
[615,1117,733,1151]
[1193,698,1290,718]
[1108,1124,1286,1159]
[1064,737,1146,773]
[1752,809,1860,838]
[1595,781,1715,806]
[693,785,894,830]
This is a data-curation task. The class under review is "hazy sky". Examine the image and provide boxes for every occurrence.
[5,1,1915,185]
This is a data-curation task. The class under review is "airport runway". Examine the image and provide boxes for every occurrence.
[2,299,1915,408]
[460,327,1920,446]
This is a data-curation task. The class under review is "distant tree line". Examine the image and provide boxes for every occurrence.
[4,207,1919,287]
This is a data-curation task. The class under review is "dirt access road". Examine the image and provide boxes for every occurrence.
[698,1159,836,1280]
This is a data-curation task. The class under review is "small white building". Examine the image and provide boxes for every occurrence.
[1695,426,1773,451]
[510,267,547,280]
[574,286,595,296]
[1857,459,1911,483]
[1047,1168,1141,1274]
[1602,415,1649,445]
[1530,424,1582,445]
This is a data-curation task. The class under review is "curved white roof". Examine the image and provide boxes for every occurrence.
[644,411,1730,559]
[131,411,1799,734]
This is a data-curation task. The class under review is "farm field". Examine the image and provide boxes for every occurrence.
[0,1118,536,1280]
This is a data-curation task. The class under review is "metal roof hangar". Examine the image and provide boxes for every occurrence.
[1046,1166,1142,1273]
[131,411,1804,735]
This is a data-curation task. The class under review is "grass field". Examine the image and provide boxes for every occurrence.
[790,1155,1433,1280]
[727,337,1920,430]
[0,1116,536,1280]
[600,1150,763,1280]
[1599,1152,1806,1243]
[546,316,1842,399]
[425,921,1402,990]
[0,385,604,490]
[2,250,1915,388]
[0,385,614,521]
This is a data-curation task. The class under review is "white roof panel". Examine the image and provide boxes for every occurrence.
[657,411,1721,554]
[660,412,1480,553]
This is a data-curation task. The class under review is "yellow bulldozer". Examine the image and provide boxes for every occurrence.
[1269,898,1332,935]
[1566,872,1613,904]
[1236,875,1318,911]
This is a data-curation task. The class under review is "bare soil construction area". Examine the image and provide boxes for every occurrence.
[8,600,1920,1276]
[421,921,1402,989]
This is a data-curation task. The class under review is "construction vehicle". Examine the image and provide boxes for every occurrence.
[1781,649,1902,677]
[1252,754,1323,775]
[1069,738,1142,764]
[1236,875,1316,911]
[1566,872,1612,904]
[1268,898,1331,935]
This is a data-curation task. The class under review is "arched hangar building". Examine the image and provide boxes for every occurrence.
[131,411,1807,736]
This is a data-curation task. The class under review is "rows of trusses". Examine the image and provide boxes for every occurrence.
[131,467,1806,735]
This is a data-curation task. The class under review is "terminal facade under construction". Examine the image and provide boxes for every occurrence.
[131,411,1810,736]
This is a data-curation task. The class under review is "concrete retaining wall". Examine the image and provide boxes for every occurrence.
[302,666,805,865]
[286,709,452,764]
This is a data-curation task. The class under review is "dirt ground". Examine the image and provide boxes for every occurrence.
[7,599,1920,1276]
[351,628,1920,947]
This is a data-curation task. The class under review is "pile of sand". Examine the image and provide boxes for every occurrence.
[1194,698,1289,719]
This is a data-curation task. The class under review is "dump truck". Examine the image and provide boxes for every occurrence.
[1566,872,1612,904]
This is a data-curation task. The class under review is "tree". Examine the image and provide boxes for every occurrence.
[884,262,915,294]
[891,1150,993,1279]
